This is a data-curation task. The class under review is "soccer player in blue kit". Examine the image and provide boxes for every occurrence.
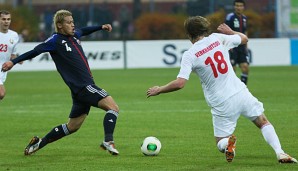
[1,10,120,155]
[225,0,249,84]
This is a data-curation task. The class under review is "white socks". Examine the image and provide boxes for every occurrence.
[261,124,284,154]
[216,124,284,155]
[217,137,229,153]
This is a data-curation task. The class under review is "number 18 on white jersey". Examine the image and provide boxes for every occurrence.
[177,33,246,107]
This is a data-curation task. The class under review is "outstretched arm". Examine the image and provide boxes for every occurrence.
[2,36,56,72]
[79,24,112,37]
[1,49,41,72]
[147,77,187,98]
[10,54,23,65]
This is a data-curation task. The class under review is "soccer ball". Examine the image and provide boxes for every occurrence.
[141,136,161,156]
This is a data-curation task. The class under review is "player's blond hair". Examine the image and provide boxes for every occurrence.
[184,16,210,42]
[53,9,72,32]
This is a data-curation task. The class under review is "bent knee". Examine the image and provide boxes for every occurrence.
[242,66,249,72]
[99,96,120,113]
[110,104,119,113]
[253,114,270,128]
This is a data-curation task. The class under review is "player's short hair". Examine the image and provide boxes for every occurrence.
[0,10,10,16]
[53,9,72,32]
[184,16,210,41]
[234,0,245,6]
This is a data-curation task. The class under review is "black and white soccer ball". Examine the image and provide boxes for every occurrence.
[141,136,161,156]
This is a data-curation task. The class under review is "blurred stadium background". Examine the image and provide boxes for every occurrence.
[1,0,298,69]
[2,0,296,42]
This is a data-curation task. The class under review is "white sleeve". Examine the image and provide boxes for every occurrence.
[177,52,192,80]
[213,33,241,49]
[12,33,19,55]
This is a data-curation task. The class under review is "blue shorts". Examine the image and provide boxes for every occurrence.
[229,46,249,66]
[69,84,109,118]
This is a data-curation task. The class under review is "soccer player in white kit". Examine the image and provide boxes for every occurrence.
[147,16,297,163]
[0,10,19,100]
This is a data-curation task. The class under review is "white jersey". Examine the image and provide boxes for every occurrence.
[177,33,246,107]
[0,29,19,84]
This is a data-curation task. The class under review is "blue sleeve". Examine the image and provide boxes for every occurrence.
[11,35,56,65]
[11,49,41,64]
[75,26,103,38]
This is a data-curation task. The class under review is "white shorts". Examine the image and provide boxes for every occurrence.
[211,88,264,137]
[0,71,7,85]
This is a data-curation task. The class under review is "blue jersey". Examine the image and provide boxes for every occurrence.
[225,12,247,50]
[225,12,247,34]
[12,26,103,94]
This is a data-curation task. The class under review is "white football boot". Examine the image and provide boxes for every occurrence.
[24,136,41,155]
[277,153,297,163]
[100,141,119,155]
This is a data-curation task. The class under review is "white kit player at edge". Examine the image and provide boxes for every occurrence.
[0,10,19,101]
[146,16,297,164]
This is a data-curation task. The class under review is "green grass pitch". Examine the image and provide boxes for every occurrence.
[0,66,298,171]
